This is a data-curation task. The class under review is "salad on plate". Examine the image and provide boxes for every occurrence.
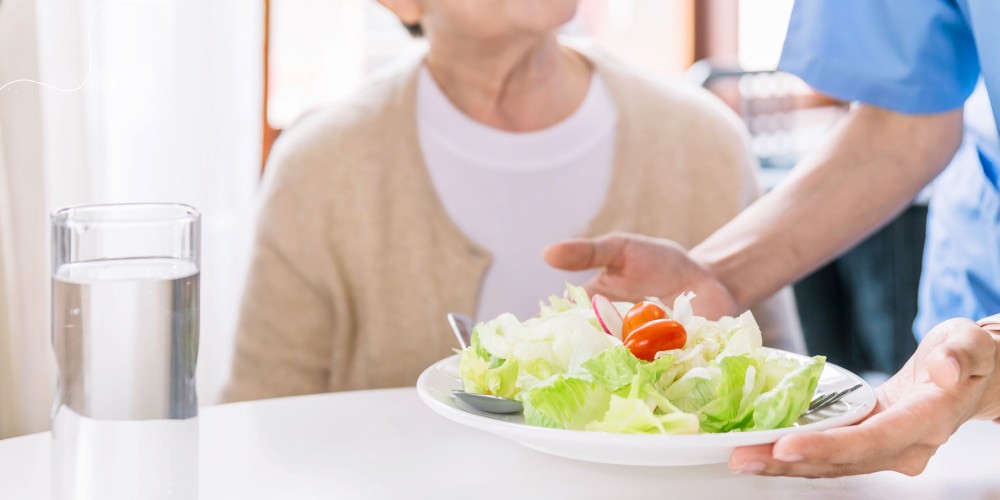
[458,284,825,435]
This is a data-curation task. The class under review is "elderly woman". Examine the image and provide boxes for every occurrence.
[222,0,803,401]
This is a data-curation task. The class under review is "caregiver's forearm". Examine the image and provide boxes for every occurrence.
[692,105,964,311]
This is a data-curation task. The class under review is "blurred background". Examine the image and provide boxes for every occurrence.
[0,0,922,438]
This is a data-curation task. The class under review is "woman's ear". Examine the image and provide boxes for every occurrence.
[376,0,423,26]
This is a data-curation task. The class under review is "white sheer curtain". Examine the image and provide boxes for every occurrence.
[0,0,261,437]
[0,0,51,439]
[0,120,18,439]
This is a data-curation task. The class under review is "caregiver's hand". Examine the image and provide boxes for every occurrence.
[543,232,738,319]
[730,317,1000,478]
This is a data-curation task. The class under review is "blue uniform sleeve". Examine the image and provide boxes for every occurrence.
[779,0,980,114]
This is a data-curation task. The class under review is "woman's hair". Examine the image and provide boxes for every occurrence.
[402,21,423,37]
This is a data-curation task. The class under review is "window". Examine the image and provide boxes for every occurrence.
[734,0,845,174]
[738,0,795,71]
[262,0,838,175]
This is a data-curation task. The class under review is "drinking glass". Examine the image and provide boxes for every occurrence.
[51,203,200,500]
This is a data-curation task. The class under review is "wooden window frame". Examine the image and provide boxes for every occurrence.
[261,0,278,173]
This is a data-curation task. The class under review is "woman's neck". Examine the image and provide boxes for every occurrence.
[424,33,592,132]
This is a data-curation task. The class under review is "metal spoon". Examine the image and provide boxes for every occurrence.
[452,390,523,414]
[447,312,474,350]
[447,312,524,414]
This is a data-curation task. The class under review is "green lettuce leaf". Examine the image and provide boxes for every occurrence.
[662,370,716,414]
[756,352,801,392]
[660,353,821,433]
[538,283,592,317]
[752,355,825,430]
[458,347,520,399]
[459,283,618,401]
[469,330,494,363]
[698,355,757,432]
[586,395,700,434]
[635,354,675,395]
[522,375,611,430]
[582,346,640,392]
[458,284,828,436]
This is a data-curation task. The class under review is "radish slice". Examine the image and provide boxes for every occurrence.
[592,294,624,339]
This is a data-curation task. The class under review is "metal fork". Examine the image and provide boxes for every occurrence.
[803,383,863,416]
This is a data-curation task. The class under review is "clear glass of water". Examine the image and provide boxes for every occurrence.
[51,203,200,500]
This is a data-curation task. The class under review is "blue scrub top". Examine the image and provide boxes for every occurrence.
[778,0,1000,339]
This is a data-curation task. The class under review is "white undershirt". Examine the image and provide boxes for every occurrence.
[417,66,617,321]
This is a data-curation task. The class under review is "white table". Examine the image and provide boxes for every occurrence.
[1,388,998,499]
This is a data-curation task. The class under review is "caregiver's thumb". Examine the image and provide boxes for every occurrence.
[543,233,629,271]
[926,318,997,390]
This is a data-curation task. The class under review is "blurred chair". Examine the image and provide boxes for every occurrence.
[691,60,923,377]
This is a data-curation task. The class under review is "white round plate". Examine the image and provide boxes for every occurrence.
[416,349,877,466]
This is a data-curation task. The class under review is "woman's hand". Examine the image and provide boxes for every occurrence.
[543,232,739,319]
[729,317,1000,478]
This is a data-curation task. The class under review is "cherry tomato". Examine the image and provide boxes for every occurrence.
[622,301,667,341]
[623,319,687,361]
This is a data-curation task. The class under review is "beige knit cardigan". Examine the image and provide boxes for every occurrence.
[222,46,797,402]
